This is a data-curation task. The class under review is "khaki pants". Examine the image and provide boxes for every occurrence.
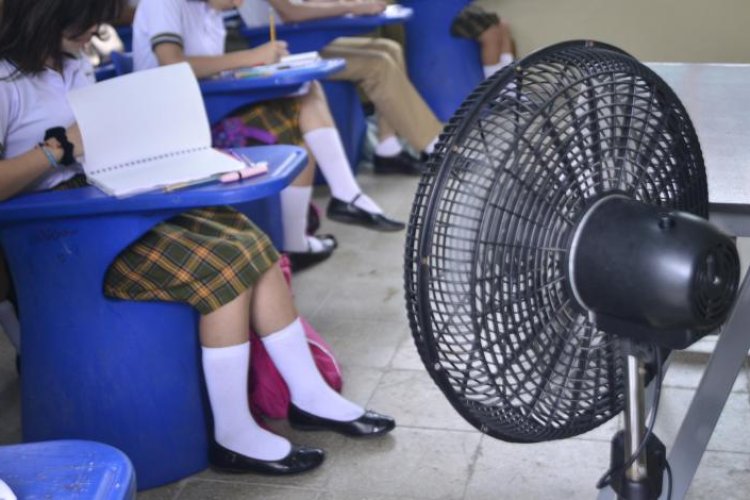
[321,37,443,152]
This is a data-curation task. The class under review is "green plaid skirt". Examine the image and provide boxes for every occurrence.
[233,97,304,146]
[55,178,279,314]
[451,4,500,39]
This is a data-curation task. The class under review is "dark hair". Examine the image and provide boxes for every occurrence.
[0,0,124,74]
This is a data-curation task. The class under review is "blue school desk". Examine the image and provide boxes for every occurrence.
[401,0,483,121]
[199,58,347,125]
[239,6,413,174]
[0,440,136,499]
[238,4,413,55]
[0,145,307,491]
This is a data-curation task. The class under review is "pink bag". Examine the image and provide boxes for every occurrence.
[248,256,343,419]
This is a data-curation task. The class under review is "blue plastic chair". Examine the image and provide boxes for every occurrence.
[401,0,483,121]
[94,61,118,82]
[0,440,136,499]
[0,145,307,490]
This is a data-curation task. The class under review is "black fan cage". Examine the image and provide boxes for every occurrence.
[404,41,707,443]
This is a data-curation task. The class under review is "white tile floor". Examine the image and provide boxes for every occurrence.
[1,170,749,499]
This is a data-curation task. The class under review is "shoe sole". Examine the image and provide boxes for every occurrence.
[289,420,396,438]
[327,213,405,232]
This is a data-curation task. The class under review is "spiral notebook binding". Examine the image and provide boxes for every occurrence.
[87,146,210,176]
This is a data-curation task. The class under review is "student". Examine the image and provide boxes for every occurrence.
[451,3,515,79]
[238,0,444,175]
[132,0,405,274]
[0,0,395,476]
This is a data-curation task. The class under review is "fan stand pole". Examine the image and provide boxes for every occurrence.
[623,355,648,485]
[608,345,667,500]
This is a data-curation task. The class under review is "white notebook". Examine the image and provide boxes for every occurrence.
[67,62,244,198]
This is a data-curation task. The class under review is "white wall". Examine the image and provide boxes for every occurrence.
[477,0,750,63]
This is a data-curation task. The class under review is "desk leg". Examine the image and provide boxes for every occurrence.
[659,272,750,499]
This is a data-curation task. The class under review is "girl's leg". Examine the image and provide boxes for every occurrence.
[200,286,292,461]
[280,146,336,261]
[0,255,20,353]
[478,20,515,78]
[297,82,385,215]
[250,264,363,421]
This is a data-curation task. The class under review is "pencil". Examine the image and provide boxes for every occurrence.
[269,11,276,43]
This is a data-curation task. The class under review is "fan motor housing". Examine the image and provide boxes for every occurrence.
[569,195,739,349]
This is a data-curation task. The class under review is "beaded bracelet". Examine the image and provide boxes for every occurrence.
[37,143,59,169]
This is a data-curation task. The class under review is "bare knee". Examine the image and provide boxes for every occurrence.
[478,23,503,47]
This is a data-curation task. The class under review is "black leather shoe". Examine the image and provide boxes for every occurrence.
[286,234,337,272]
[327,195,405,232]
[288,404,396,438]
[373,151,425,176]
[209,441,325,475]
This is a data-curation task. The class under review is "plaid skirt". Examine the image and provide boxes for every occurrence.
[451,4,501,39]
[55,178,279,314]
[212,97,304,149]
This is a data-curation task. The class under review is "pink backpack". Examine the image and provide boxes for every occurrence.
[248,256,343,419]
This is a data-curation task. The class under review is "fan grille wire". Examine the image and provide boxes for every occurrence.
[404,42,707,442]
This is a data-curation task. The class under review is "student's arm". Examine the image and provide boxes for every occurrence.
[267,0,387,23]
[154,41,289,79]
[0,125,83,201]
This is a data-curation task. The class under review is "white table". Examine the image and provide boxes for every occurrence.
[597,62,750,500]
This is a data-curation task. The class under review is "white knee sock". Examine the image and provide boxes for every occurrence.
[483,53,515,79]
[424,136,439,155]
[500,53,514,67]
[202,342,291,460]
[303,127,382,214]
[280,186,329,252]
[374,135,403,157]
[0,300,20,352]
[262,318,364,421]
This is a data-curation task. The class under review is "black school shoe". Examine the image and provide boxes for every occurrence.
[286,234,337,272]
[288,404,396,438]
[373,151,425,176]
[209,441,325,475]
[327,195,405,232]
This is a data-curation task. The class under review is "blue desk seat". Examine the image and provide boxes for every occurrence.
[0,146,306,490]
[0,440,135,499]
[200,58,346,125]
[238,5,413,54]
[401,0,483,121]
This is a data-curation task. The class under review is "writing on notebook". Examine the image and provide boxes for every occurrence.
[232,51,321,79]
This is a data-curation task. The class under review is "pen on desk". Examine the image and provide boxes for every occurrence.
[275,151,300,177]
[163,175,218,193]
[269,11,276,44]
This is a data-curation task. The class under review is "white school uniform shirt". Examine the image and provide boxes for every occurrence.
[0,56,92,191]
[237,0,275,29]
[237,0,306,28]
[133,0,227,71]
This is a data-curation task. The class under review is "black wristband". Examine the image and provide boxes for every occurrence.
[43,127,75,166]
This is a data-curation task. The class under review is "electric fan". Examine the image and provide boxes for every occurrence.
[404,41,739,499]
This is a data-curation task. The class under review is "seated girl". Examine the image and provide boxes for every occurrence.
[0,0,394,476]
[132,0,405,272]
[451,3,515,79]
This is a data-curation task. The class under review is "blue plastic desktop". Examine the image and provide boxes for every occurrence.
[0,440,136,499]
[401,0,483,122]
[200,58,346,125]
[239,4,413,54]
[0,145,306,490]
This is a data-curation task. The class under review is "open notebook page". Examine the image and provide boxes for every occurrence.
[67,62,243,197]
